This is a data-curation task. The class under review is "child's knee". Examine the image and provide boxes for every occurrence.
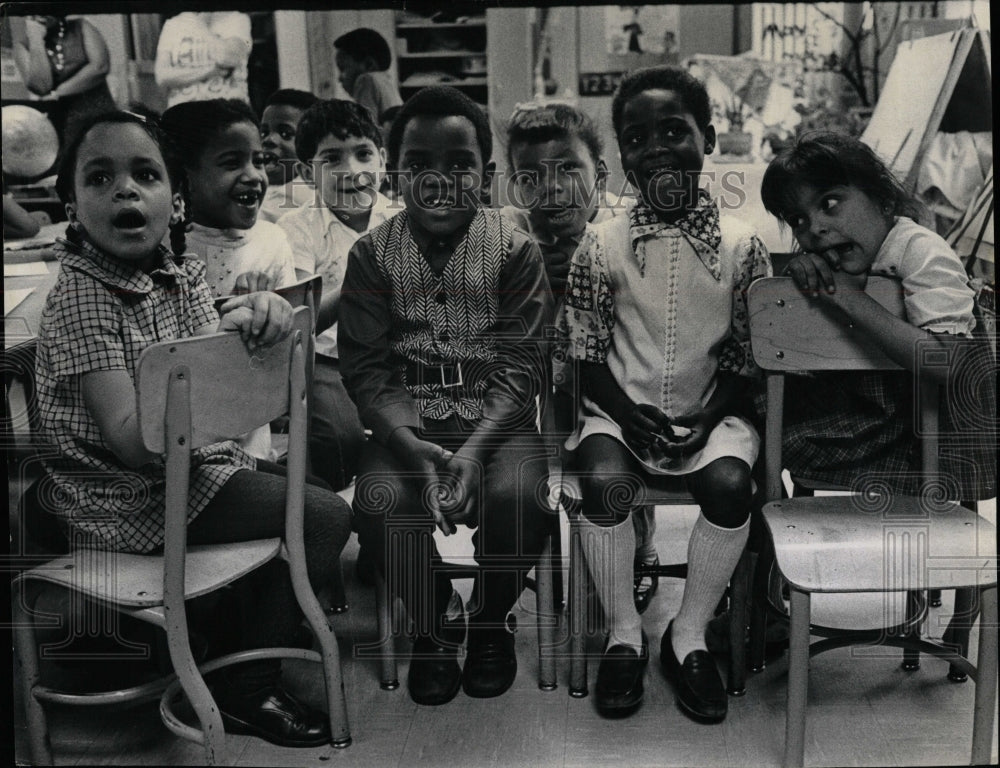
[692,459,752,527]
[580,470,641,526]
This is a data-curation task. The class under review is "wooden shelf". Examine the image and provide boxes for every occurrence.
[398,51,485,59]
[400,78,487,89]
[397,20,486,31]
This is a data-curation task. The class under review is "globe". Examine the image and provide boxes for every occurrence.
[2,105,59,180]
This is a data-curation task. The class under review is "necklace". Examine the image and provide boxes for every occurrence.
[46,19,67,74]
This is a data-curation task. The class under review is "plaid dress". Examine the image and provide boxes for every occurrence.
[35,240,256,554]
[777,218,996,500]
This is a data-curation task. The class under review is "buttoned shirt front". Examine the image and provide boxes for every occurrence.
[278,192,397,357]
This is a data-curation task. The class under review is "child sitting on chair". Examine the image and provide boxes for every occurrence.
[339,86,553,706]
[503,100,661,614]
[760,131,995,501]
[160,98,299,460]
[559,66,771,722]
[33,110,351,748]
[277,99,397,490]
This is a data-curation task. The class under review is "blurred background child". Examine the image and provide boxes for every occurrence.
[259,88,318,223]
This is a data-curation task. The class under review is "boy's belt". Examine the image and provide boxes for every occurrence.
[404,360,466,390]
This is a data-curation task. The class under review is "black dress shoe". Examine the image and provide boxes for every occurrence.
[218,685,330,747]
[633,556,660,615]
[462,626,517,698]
[595,631,648,717]
[660,621,727,723]
[408,635,462,705]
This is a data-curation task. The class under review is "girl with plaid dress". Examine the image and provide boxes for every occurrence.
[761,132,995,502]
[33,111,351,748]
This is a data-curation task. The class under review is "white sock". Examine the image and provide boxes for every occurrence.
[632,505,659,564]
[671,514,750,661]
[578,513,643,651]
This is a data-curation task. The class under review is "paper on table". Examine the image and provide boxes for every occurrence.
[4,288,34,316]
[4,261,50,277]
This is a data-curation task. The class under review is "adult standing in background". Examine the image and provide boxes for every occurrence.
[155,12,252,108]
[9,15,116,148]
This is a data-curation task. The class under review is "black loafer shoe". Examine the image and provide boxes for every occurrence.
[462,627,517,698]
[218,685,330,748]
[633,557,660,615]
[660,621,727,723]
[595,631,648,717]
[408,635,463,705]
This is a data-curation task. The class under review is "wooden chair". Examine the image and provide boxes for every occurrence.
[747,276,997,767]
[560,472,751,698]
[12,306,352,765]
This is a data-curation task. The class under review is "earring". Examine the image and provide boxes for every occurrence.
[70,219,84,232]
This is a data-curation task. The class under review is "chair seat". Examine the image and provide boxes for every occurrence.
[17,539,282,608]
[763,497,997,593]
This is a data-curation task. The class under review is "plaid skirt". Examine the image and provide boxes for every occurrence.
[766,366,995,502]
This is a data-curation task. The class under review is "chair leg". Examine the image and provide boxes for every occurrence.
[549,514,565,611]
[12,582,54,766]
[971,585,998,765]
[373,570,399,691]
[785,587,811,768]
[748,545,773,673]
[536,535,558,691]
[943,587,977,683]
[726,548,750,696]
[901,590,923,672]
[568,515,588,697]
[327,560,349,614]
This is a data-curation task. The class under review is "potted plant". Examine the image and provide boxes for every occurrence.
[715,93,754,156]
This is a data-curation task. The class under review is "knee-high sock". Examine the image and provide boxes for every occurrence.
[578,513,643,651]
[672,514,749,661]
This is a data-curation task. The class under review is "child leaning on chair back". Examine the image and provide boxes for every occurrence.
[33,110,351,748]
[760,130,996,501]
[557,65,772,723]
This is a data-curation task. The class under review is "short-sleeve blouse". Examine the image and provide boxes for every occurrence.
[35,240,255,553]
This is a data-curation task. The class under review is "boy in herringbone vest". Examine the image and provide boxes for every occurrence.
[339,86,554,706]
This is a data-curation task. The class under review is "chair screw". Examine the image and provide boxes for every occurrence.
[776,299,785,307]
[776,351,784,359]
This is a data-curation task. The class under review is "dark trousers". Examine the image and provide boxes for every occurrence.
[352,417,551,639]
[309,356,366,491]
[188,461,352,693]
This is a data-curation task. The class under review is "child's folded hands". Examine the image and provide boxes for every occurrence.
[218,291,294,351]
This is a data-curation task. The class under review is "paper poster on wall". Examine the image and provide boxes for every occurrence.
[605,5,680,62]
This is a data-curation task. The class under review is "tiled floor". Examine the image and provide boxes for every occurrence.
[11,502,999,767]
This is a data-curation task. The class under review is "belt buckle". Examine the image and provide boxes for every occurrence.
[439,361,463,389]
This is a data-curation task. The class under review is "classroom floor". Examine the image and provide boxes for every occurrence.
[10,499,999,768]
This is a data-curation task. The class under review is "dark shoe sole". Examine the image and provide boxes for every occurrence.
[220,710,330,748]
[409,679,461,706]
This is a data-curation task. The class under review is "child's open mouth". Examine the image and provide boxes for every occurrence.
[112,209,147,230]
[232,190,262,208]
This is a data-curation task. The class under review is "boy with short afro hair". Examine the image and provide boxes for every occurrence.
[259,88,319,222]
[334,27,402,125]
[340,85,553,706]
[277,98,395,491]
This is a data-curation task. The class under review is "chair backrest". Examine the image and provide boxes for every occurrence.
[213,274,322,326]
[136,305,312,452]
[747,276,913,501]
